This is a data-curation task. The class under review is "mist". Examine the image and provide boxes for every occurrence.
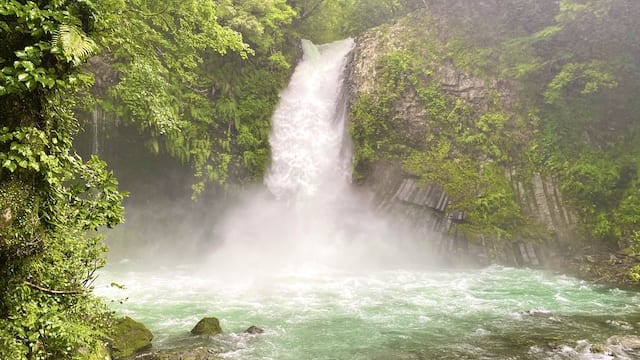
[96,39,440,286]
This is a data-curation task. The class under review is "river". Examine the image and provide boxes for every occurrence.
[96,263,640,359]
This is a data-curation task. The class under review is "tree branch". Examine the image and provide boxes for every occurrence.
[299,0,326,21]
[24,280,86,295]
[128,3,171,17]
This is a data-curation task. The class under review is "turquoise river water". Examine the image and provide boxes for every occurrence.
[96,263,640,359]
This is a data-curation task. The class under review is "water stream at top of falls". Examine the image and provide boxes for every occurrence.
[96,40,640,359]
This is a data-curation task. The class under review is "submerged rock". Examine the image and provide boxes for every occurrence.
[589,343,609,354]
[191,317,223,336]
[525,309,553,318]
[607,335,640,349]
[110,316,153,359]
[244,325,265,334]
[140,346,220,360]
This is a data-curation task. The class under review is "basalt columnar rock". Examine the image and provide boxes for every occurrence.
[347,9,577,267]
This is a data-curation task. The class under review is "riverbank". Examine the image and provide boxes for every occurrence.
[546,250,640,291]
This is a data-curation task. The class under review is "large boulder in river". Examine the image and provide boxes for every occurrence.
[191,317,223,336]
[110,316,153,359]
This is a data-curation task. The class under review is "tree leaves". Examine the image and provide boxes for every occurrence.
[93,0,300,187]
[52,24,98,65]
[1,1,127,358]
[544,61,618,105]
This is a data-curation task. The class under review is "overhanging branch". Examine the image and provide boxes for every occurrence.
[24,280,86,296]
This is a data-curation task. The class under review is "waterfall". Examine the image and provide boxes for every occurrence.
[265,39,355,201]
[207,39,434,280]
[92,104,100,155]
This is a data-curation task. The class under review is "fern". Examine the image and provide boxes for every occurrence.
[52,23,97,65]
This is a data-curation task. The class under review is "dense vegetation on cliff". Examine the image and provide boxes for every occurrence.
[349,0,640,257]
[0,1,128,357]
[92,0,428,191]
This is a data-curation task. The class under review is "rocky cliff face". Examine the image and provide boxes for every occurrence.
[347,10,578,267]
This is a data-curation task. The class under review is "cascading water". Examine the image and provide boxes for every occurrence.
[96,40,640,360]
[92,104,100,155]
[266,39,353,200]
[204,38,434,278]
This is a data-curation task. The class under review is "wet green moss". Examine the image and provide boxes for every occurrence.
[110,317,153,359]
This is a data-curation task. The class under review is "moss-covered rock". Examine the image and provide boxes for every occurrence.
[81,341,112,360]
[143,346,221,360]
[0,177,42,258]
[110,316,153,359]
[190,317,222,336]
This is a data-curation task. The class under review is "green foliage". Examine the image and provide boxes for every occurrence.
[349,94,391,178]
[382,0,640,252]
[499,0,640,248]
[289,0,350,42]
[341,0,427,37]
[93,0,298,192]
[349,50,419,179]
[53,23,98,66]
[554,149,640,248]
[629,264,640,282]
[403,145,523,239]
[88,0,432,193]
[544,61,618,105]
[1,1,125,358]
[343,0,404,35]
[0,0,97,96]
[560,156,620,214]
[0,177,39,257]
[287,0,427,43]
[349,16,527,239]
[616,187,640,248]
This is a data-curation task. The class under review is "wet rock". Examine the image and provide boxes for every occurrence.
[110,316,153,359]
[191,317,223,336]
[78,341,111,360]
[607,335,640,349]
[141,347,220,360]
[244,325,265,334]
[0,207,12,226]
[606,319,634,330]
[589,343,608,353]
[525,309,552,318]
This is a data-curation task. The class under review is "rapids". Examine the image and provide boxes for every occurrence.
[96,264,640,359]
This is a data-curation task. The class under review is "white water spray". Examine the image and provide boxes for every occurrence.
[265,39,354,201]
[207,39,433,282]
